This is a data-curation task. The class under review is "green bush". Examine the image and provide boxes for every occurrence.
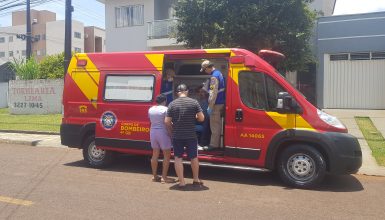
[11,57,40,80]
[39,53,65,79]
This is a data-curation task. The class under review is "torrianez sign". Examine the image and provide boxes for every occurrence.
[9,79,64,114]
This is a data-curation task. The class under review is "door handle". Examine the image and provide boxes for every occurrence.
[90,98,97,103]
[235,108,243,122]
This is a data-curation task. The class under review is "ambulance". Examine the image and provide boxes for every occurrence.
[60,48,362,188]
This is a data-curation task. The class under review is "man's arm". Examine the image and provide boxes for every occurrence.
[164,116,173,137]
[196,111,204,122]
[208,77,219,109]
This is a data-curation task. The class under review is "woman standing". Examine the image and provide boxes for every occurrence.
[148,94,174,183]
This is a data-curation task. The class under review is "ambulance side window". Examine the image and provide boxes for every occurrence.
[238,71,267,110]
[104,75,154,102]
[239,71,287,111]
[265,75,286,110]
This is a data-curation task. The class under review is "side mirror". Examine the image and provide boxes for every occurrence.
[276,92,302,114]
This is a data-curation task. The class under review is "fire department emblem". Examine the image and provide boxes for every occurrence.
[100,111,117,130]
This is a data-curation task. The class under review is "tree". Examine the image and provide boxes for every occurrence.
[175,0,317,71]
[38,53,65,79]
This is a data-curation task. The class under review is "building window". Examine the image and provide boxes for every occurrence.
[74,32,81,39]
[104,75,154,102]
[330,54,349,61]
[9,51,13,57]
[0,52,5,57]
[0,37,5,43]
[9,36,13,42]
[115,5,144,27]
[74,47,81,53]
[350,52,370,60]
[371,52,385,60]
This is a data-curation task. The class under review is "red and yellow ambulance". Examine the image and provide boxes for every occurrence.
[60,48,362,188]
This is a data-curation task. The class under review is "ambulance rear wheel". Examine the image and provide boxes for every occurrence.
[82,135,114,168]
[278,145,326,188]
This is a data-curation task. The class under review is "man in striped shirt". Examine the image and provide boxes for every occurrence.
[165,84,205,188]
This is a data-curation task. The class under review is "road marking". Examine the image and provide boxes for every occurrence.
[0,196,33,206]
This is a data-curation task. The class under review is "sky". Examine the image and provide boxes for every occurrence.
[0,0,105,29]
[334,0,385,15]
[1,0,385,29]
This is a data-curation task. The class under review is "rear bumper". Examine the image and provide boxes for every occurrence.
[60,123,95,148]
[325,132,362,175]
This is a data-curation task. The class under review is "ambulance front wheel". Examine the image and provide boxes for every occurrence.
[278,144,326,188]
[82,135,114,168]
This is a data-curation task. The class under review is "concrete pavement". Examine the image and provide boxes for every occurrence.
[1,109,385,176]
[324,109,385,176]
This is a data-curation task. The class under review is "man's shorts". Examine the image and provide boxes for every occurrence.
[150,129,172,150]
[172,138,198,159]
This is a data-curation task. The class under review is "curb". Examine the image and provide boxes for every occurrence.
[0,130,59,135]
[0,138,40,146]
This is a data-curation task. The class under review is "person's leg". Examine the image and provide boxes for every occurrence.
[150,130,161,181]
[172,139,185,186]
[151,148,160,181]
[161,149,172,182]
[186,139,201,183]
[174,156,185,186]
[209,104,224,148]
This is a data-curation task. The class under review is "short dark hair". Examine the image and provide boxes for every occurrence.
[155,94,166,104]
[176,84,188,93]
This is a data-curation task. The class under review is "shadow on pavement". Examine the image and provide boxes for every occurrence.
[64,155,363,192]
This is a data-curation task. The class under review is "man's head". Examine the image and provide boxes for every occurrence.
[155,94,167,105]
[200,60,214,74]
[176,84,188,97]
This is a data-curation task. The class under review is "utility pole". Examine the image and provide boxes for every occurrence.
[64,0,73,76]
[26,0,32,59]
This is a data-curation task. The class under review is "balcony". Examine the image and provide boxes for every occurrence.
[147,19,183,49]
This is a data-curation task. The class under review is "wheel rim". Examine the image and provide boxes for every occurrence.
[286,153,316,182]
[88,141,106,162]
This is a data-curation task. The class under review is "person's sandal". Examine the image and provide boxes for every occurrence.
[152,176,161,182]
[161,177,176,184]
[192,180,204,186]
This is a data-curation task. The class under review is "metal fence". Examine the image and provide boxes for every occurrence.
[147,18,178,40]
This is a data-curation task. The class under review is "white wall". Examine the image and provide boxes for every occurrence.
[46,20,84,55]
[0,82,8,108]
[310,0,336,16]
[8,79,63,114]
[105,0,154,52]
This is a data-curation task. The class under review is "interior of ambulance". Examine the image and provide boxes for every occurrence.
[161,55,229,155]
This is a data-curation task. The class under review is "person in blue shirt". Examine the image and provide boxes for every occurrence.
[161,68,175,105]
[200,60,225,150]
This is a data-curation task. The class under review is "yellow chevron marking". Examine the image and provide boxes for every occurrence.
[67,54,100,109]
[0,196,33,206]
[229,65,251,85]
[145,54,164,71]
[266,112,315,131]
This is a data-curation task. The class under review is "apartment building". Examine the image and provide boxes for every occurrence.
[0,9,105,65]
[97,0,335,52]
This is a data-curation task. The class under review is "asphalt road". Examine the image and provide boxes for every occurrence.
[1,144,385,220]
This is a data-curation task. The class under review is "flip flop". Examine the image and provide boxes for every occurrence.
[161,177,176,184]
[152,176,161,182]
[192,180,204,186]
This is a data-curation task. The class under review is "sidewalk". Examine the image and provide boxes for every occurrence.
[1,110,385,176]
[324,109,385,176]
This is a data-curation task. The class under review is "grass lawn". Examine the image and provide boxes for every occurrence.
[0,108,61,133]
[355,116,385,166]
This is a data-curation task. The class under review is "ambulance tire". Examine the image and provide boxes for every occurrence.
[82,135,114,168]
[278,145,326,189]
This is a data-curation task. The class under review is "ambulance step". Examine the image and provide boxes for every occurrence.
[158,159,270,172]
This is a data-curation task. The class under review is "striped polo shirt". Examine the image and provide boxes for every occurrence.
[167,96,203,140]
